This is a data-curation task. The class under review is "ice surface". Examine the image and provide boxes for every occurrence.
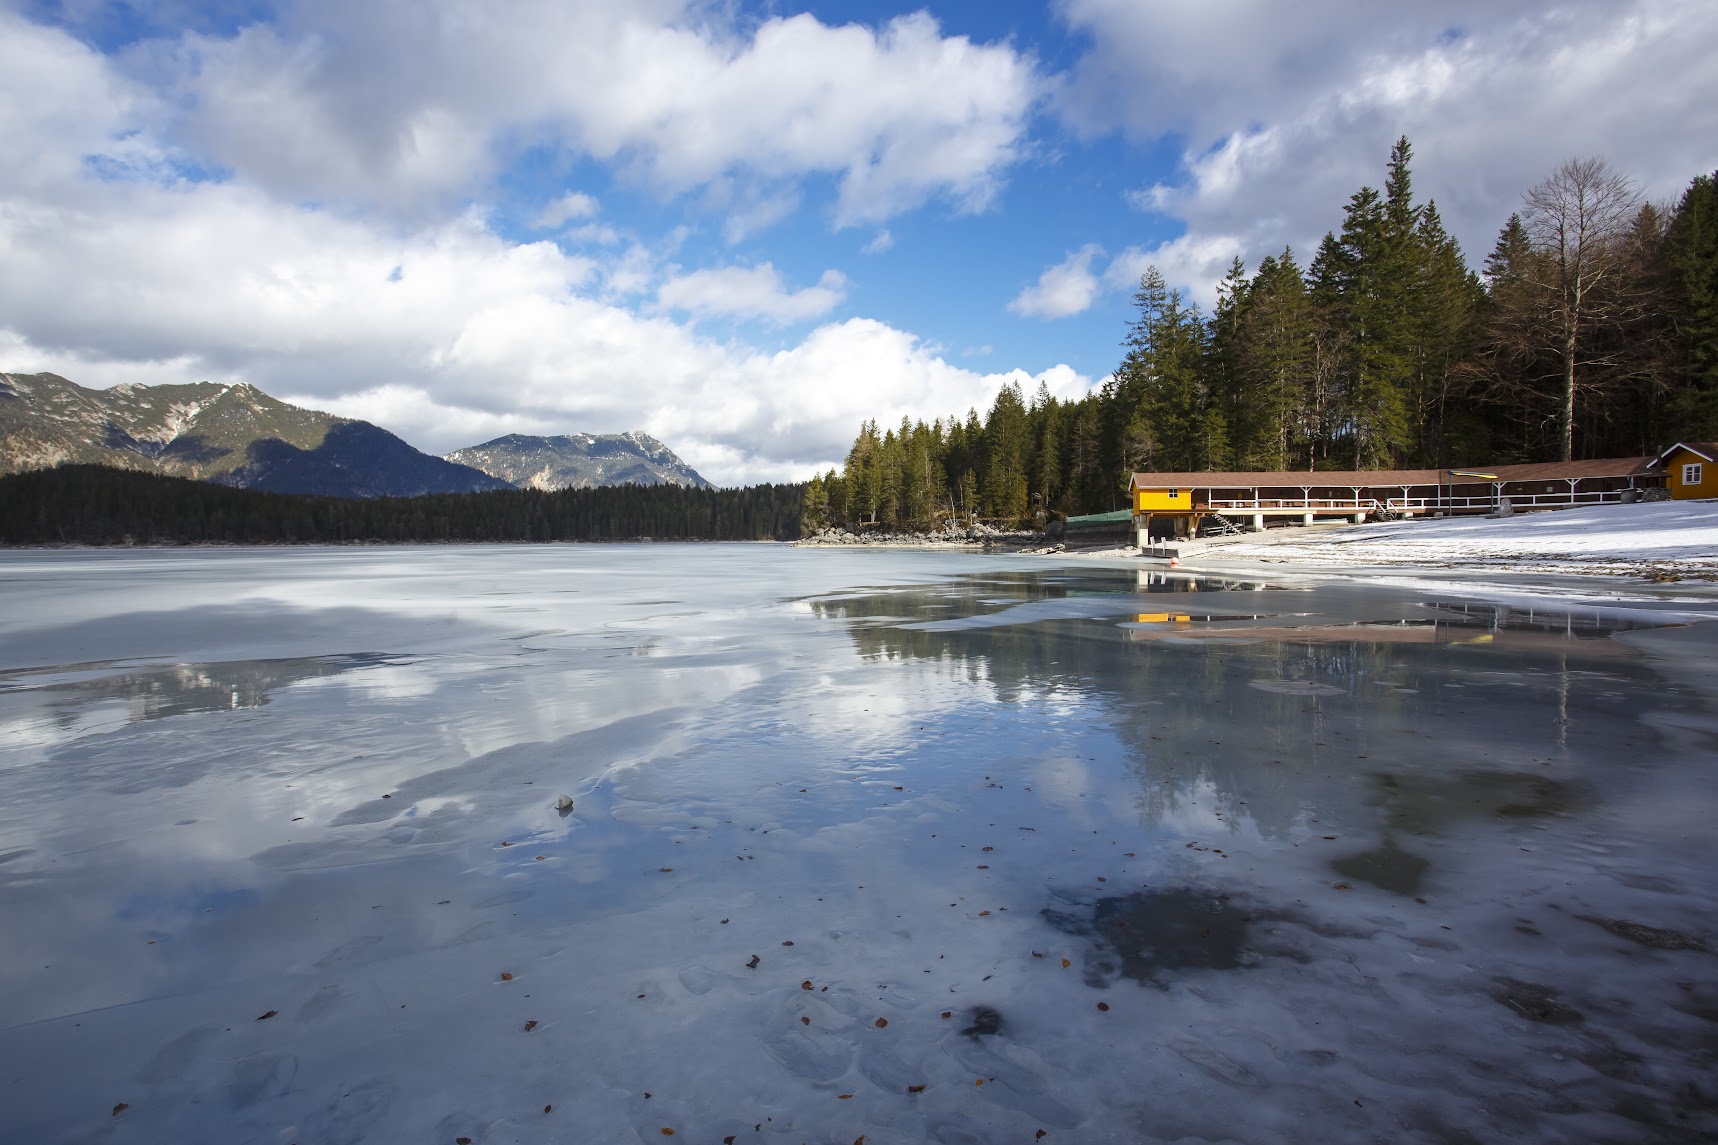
[1,545,1716,1143]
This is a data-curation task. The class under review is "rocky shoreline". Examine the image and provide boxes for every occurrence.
[795,523,1050,549]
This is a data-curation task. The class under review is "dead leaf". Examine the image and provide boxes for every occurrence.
[981,846,993,852]
[660,1129,675,1137]
[801,980,813,991]
[1096,1001,1110,1012]
[977,865,990,870]
[1332,883,1351,891]
[1060,958,1071,969]
[1032,950,1043,958]
[500,972,513,981]
[659,868,673,873]
[500,841,513,847]
[544,1104,552,1113]
[725,1138,737,1145]
[523,1020,538,1032]
[534,855,546,861]
[256,1010,277,1021]
[940,1011,952,1019]
[1124,852,1136,857]
[720,918,730,924]
[837,1093,853,1099]
[458,1138,472,1144]
[975,1078,985,1086]
[746,955,760,969]
[874,1017,888,1028]
[111,1103,128,1116]
[782,940,794,946]
[1037,1132,1047,1141]
[800,1016,810,1026]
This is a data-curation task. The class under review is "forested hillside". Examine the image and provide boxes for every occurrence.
[0,466,803,545]
[804,142,1718,534]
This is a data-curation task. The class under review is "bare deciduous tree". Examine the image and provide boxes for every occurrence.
[1520,157,1642,459]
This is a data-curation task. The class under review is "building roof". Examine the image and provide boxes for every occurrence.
[1649,441,1718,467]
[1130,457,1655,489]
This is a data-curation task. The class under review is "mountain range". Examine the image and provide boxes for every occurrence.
[0,373,710,498]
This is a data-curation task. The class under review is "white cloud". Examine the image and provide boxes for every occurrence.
[0,14,1083,487]
[862,229,894,255]
[1008,244,1104,319]
[657,264,847,324]
[534,192,599,229]
[159,1,1037,230]
[1053,0,1718,303]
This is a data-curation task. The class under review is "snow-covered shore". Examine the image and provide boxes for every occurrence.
[1175,500,1717,580]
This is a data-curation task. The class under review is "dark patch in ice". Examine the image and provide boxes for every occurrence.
[228,1052,297,1108]
[960,1005,1002,1038]
[1613,872,1685,894]
[1329,835,1430,896]
[137,1026,219,1084]
[298,1078,396,1145]
[1044,889,1253,987]
[1576,915,1708,951]
[1491,977,1583,1024]
[1372,770,1586,833]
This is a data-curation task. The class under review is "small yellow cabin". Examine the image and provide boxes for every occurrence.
[1134,486,1191,513]
[1649,443,1718,499]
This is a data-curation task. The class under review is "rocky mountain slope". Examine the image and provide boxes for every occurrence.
[446,432,711,490]
[0,372,507,498]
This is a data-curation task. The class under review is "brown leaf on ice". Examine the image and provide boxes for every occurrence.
[659,868,674,873]
[746,955,760,969]
[941,1011,952,1019]
[534,855,546,861]
[874,1017,888,1028]
[908,1084,926,1093]
[1123,852,1136,857]
[978,910,991,917]
[1036,1132,1047,1141]
[111,1103,128,1116]
[544,1104,552,1113]
[1332,883,1351,891]
[837,1093,853,1099]
[782,940,794,946]
[500,972,513,981]
[977,865,990,870]
[457,1138,472,1144]
[720,918,730,924]
[500,841,513,847]
[1323,836,1337,841]
[1060,959,1071,969]
[801,980,813,990]
[975,1078,984,1086]
[1032,951,1043,958]
[661,1129,675,1136]
[800,1016,810,1025]
[523,1020,538,1032]
[981,846,993,852]
[256,1010,277,1021]
[1096,1001,1110,1012]
[725,1138,737,1145]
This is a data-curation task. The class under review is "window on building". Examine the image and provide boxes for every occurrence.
[1685,463,1704,486]
[1168,489,1180,498]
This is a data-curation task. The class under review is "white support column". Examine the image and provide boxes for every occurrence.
[1251,513,1264,532]
[1352,512,1365,524]
[1302,512,1315,526]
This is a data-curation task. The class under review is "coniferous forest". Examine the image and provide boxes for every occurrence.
[0,466,804,545]
[804,142,1718,535]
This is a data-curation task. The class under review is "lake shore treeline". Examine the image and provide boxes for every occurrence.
[802,141,1718,534]
[0,465,804,545]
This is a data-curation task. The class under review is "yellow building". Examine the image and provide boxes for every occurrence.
[1650,442,1718,499]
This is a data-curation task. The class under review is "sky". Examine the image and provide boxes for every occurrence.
[3,1,1716,486]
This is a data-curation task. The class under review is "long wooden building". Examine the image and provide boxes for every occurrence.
[1129,457,1662,541]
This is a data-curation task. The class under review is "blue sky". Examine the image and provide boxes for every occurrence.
[3,1,1716,484]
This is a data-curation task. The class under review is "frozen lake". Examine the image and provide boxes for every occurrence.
[1,544,1715,1144]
